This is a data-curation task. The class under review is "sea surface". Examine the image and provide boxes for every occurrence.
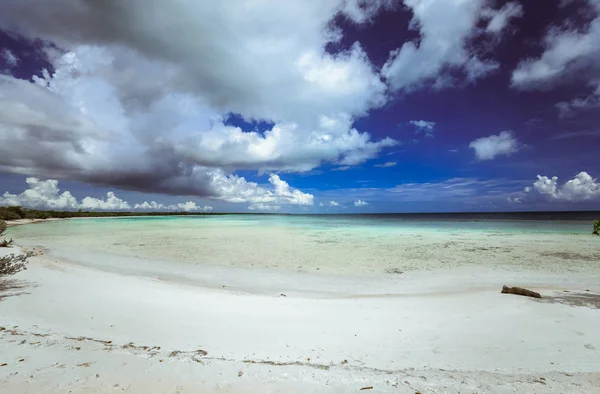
[7,213,600,275]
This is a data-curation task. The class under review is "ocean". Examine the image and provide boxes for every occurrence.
[7,212,600,276]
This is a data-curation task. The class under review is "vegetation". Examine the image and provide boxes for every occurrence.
[0,253,29,278]
[0,219,28,278]
[0,219,13,247]
[594,220,600,235]
[0,206,217,221]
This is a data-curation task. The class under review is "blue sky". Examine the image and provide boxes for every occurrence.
[0,0,599,213]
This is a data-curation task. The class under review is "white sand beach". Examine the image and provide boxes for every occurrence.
[1,218,600,393]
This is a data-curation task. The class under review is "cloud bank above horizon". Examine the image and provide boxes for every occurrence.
[0,0,598,212]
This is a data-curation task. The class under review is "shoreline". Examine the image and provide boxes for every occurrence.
[5,218,67,227]
[1,242,600,392]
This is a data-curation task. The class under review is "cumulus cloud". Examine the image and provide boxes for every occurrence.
[0,0,389,123]
[511,0,600,114]
[381,0,514,91]
[521,172,600,202]
[80,192,130,210]
[469,131,519,160]
[248,203,281,211]
[0,177,214,211]
[212,174,313,209]
[0,177,79,210]
[374,161,397,168]
[512,0,600,89]
[133,201,213,212]
[0,1,396,199]
[329,200,340,207]
[354,199,368,207]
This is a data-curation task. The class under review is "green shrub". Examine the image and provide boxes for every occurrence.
[0,208,21,220]
[5,206,26,219]
[0,219,12,248]
[0,253,29,277]
[594,220,600,235]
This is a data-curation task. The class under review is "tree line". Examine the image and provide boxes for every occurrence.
[0,206,219,221]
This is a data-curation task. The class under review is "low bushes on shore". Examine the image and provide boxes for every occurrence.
[0,219,12,247]
[0,206,216,221]
[0,218,27,278]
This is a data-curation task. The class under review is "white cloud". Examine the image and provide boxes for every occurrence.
[80,192,131,210]
[332,166,352,171]
[2,49,18,68]
[555,85,600,117]
[511,0,600,114]
[319,202,324,207]
[341,0,395,24]
[0,1,388,124]
[522,172,600,202]
[133,200,213,212]
[374,161,397,168]
[0,1,397,198]
[0,177,79,210]
[381,0,512,91]
[212,173,313,208]
[512,1,600,89]
[469,131,519,160]
[329,200,340,207]
[410,120,436,137]
[464,57,500,83]
[133,201,165,210]
[354,199,368,207]
[481,2,524,33]
[0,177,215,211]
[248,203,281,211]
[409,120,435,130]
[506,196,522,204]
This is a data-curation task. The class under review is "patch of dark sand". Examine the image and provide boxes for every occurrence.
[535,292,600,309]
[540,251,600,261]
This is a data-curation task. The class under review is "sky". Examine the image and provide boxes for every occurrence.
[0,0,599,213]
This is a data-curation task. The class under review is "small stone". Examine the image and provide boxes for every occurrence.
[238,371,243,377]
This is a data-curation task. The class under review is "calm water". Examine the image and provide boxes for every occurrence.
[7,213,600,275]
[8,212,599,237]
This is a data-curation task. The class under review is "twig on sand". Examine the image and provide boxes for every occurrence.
[501,285,542,298]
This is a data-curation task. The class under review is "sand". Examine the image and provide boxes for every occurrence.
[5,218,66,226]
[1,220,600,393]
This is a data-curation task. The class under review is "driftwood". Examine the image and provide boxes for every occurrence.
[501,285,542,298]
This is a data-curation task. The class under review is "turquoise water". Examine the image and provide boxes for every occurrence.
[6,214,595,243]
[6,214,599,275]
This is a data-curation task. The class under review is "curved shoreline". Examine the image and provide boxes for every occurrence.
[1,220,600,392]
